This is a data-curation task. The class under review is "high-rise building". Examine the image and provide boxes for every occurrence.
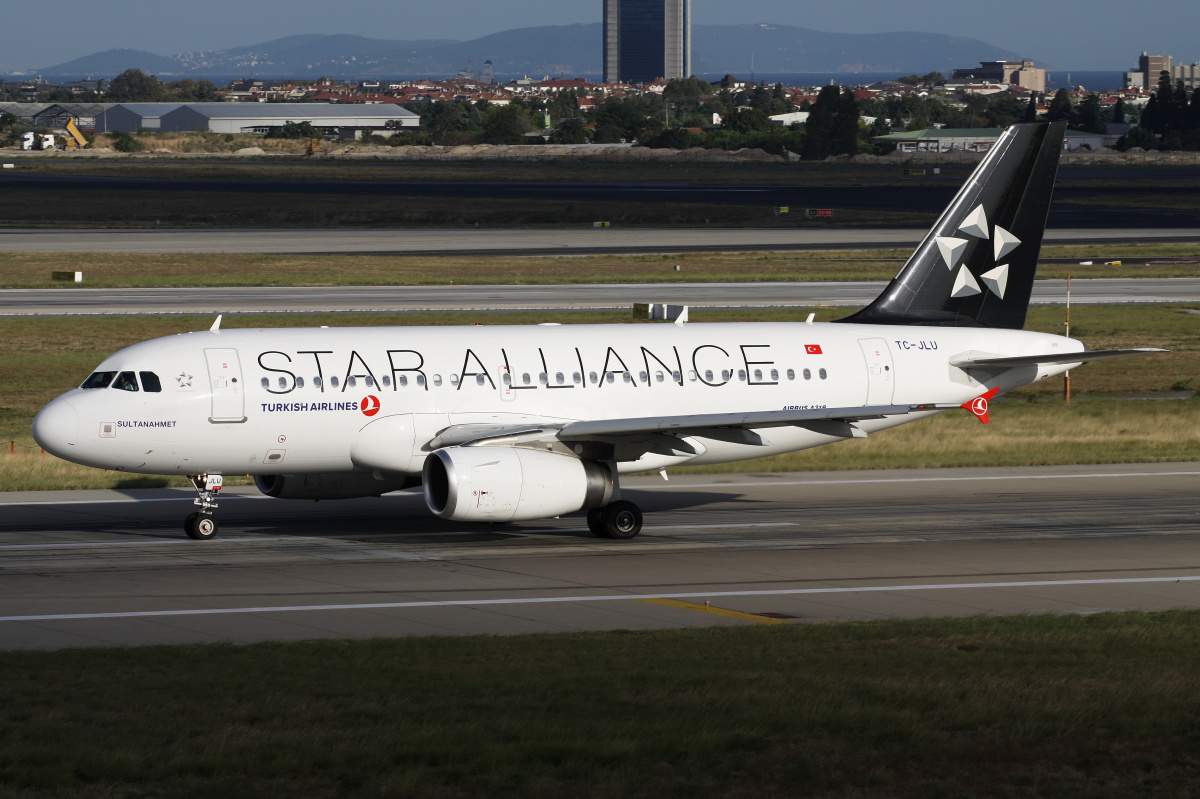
[603,0,690,85]
[1124,52,1173,90]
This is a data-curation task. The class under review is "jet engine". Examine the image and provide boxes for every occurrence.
[423,446,613,523]
[253,472,418,500]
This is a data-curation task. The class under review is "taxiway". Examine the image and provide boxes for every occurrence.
[1,463,1197,650]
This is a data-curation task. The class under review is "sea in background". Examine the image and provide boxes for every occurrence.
[697,71,1127,92]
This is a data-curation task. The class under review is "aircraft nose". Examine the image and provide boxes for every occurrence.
[32,397,79,457]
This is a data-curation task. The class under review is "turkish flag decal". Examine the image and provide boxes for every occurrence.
[805,344,823,355]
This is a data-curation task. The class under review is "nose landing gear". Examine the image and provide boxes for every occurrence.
[185,474,223,540]
[587,500,643,540]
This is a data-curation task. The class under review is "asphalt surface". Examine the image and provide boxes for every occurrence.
[4,172,1200,229]
[3,226,1200,256]
[1,463,1198,650]
[2,278,1198,316]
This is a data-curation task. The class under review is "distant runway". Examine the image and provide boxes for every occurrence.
[1,463,1198,650]
[3,227,1199,256]
[2,278,1198,316]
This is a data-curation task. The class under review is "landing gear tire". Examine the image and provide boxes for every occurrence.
[601,500,642,540]
[186,513,218,540]
[587,508,610,538]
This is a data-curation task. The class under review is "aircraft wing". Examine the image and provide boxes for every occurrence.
[428,403,952,453]
[950,348,1167,369]
[555,403,944,442]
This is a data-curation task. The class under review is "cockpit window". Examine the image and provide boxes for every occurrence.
[139,372,162,392]
[112,371,139,392]
[81,371,117,389]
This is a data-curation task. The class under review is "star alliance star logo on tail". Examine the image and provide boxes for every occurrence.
[934,204,1021,301]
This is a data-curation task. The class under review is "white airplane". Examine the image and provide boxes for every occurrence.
[33,122,1164,541]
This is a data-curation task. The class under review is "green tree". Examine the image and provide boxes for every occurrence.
[107,69,165,102]
[266,120,320,139]
[481,105,533,145]
[722,108,771,133]
[1076,94,1105,134]
[109,130,145,152]
[832,88,860,155]
[1023,94,1039,122]
[1046,89,1074,123]
[551,117,589,144]
[1111,98,1127,124]
[802,85,839,160]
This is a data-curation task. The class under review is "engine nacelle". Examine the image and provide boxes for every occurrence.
[423,446,613,523]
[254,472,417,500]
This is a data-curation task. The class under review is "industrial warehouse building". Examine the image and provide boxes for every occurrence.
[874,128,1105,153]
[94,103,183,133]
[157,103,419,138]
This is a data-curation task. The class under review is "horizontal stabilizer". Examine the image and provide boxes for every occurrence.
[950,348,1167,369]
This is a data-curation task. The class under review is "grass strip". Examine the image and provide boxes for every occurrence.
[0,244,1197,289]
[3,612,1200,797]
[2,305,1195,490]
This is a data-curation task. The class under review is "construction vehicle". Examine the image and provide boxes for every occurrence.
[61,117,88,149]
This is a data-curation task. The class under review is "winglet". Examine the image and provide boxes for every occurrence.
[961,387,1001,424]
[210,315,223,332]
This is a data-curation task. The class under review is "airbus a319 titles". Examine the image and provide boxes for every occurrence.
[33,123,1164,540]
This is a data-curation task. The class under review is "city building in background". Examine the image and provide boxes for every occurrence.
[950,60,1046,93]
[1124,52,1172,89]
[603,0,690,84]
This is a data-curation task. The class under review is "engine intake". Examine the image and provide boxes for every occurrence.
[423,446,613,522]
[253,472,418,500]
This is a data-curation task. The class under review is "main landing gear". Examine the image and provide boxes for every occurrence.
[185,473,223,540]
[587,500,643,540]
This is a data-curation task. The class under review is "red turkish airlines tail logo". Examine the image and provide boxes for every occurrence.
[961,387,1001,424]
[805,344,823,355]
[361,395,381,417]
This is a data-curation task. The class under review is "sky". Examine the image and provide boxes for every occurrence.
[3,0,1197,73]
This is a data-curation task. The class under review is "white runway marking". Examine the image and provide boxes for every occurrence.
[3,575,1199,623]
[631,470,1200,491]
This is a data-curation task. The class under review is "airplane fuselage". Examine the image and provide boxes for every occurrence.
[34,321,1081,478]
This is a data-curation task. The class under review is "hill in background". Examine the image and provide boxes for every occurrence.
[35,23,1025,79]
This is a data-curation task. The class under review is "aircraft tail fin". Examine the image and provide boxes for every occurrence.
[839,121,1066,329]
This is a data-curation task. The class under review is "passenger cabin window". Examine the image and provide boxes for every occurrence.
[348,377,357,388]
[502,373,511,385]
[671,370,681,383]
[738,370,747,382]
[112,371,139,392]
[365,376,374,387]
[416,375,425,387]
[261,378,269,389]
[476,374,486,386]
[573,372,582,384]
[296,377,305,389]
[819,368,828,380]
[381,376,390,387]
[330,377,340,388]
[399,375,408,387]
[787,369,795,381]
[538,373,547,385]
[639,371,649,383]
[278,377,287,390]
[803,368,812,381]
[433,375,443,387]
[139,372,162,392]
[522,373,531,385]
[589,372,598,384]
[82,372,116,390]
[450,375,459,386]
[555,372,565,385]
[314,376,323,388]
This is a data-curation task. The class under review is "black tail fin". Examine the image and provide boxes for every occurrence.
[839,121,1066,329]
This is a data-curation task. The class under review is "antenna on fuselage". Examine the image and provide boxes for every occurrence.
[210,315,222,332]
